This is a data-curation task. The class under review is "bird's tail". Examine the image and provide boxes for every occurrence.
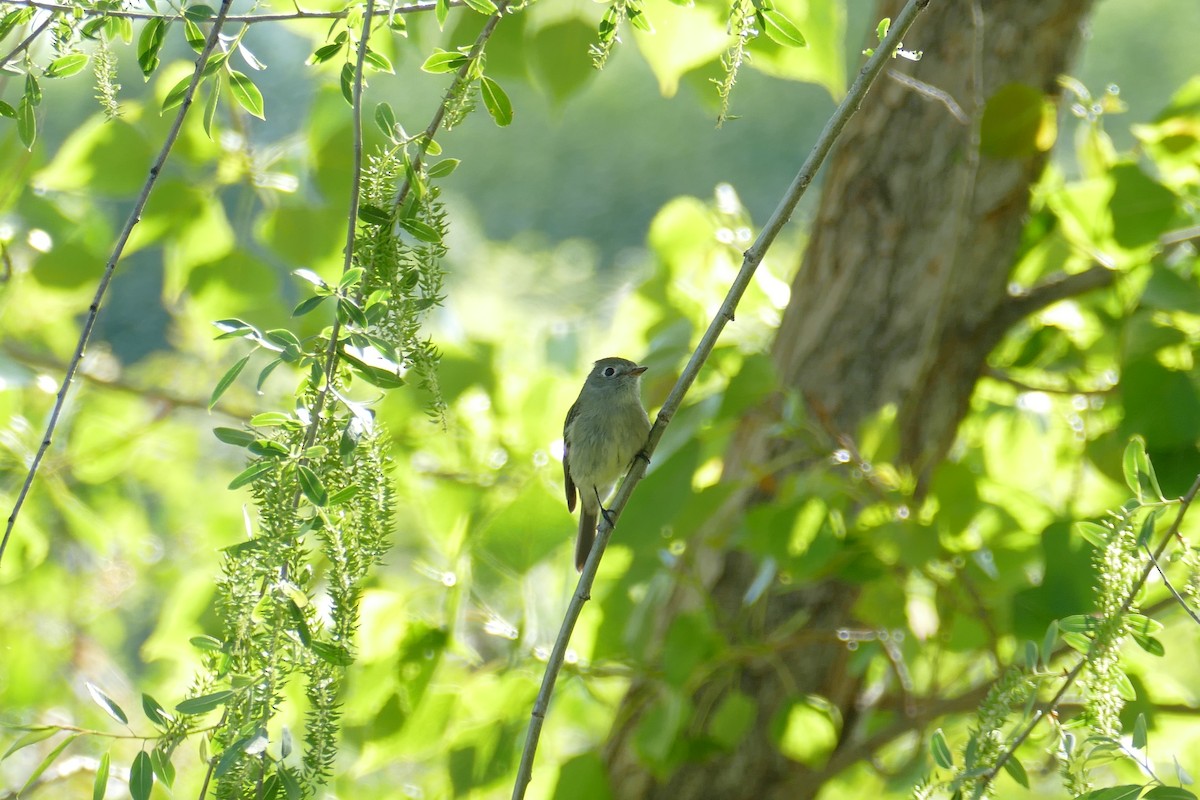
[575,509,597,572]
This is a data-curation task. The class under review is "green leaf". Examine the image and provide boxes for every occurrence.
[980,83,1056,158]
[296,464,329,506]
[1076,521,1110,547]
[427,158,460,178]
[183,17,206,52]
[292,294,328,317]
[138,17,167,75]
[328,485,359,505]
[45,53,89,78]
[229,70,265,119]
[203,74,221,138]
[150,748,175,787]
[479,76,513,126]
[1122,436,1165,503]
[1110,164,1177,249]
[184,4,215,20]
[1144,787,1198,800]
[175,690,234,715]
[341,349,406,389]
[1133,713,1148,750]
[210,354,249,409]
[264,329,302,351]
[162,73,195,113]
[397,217,440,243]
[310,640,353,665]
[25,72,41,105]
[1041,620,1058,668]
[930,728,953,769]
[150,753,175,786]
[310,41,345,64]
[213,317,259,338]
[364,49,393,73]
[337,297,368,328]
[460,0,498,13]
[338,267,364,290]
[1079,787,1146,800]
[1132,631,1165,656]
[340,61,355,104]
[1002,754,1030,788]
[213,427,256,447]
[421,49,468,74]
[1057,614,1095,633]
[0,8,35,42]
[2,727,57,760]
[435,0,448,27]
[293,267,328,288]
[0,100,14,117]
[86,682,129,725]
[375,101,396,137]
[1061,631,1091,653]
[1125,613,1164,635]
[759,8,806,47]
[129,750,154,800]
[18,734,79,797]
[92,751,110,800]
[257,359,283,392]
[17,94,35,149]
[228,460,274,490]
[142,694,171,728]
[189,635,223,651]
[250,411,295,428]
[358,204,392,225]
[248,439,289,458]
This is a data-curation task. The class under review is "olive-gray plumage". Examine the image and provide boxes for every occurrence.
[563,357,652,571]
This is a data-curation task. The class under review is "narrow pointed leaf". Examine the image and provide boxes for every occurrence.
[210,354,250,409]
[86,683,129,724]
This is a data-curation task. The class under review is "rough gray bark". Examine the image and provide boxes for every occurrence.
[604,1,1097,798]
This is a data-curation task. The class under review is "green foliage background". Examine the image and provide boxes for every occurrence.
[2,0,1200,798]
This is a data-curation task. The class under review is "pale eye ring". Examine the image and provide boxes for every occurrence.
[603,367,616,377]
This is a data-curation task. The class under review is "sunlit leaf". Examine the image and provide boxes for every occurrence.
[86,683,129,725]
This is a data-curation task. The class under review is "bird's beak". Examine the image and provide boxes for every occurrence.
[629,365,648,376]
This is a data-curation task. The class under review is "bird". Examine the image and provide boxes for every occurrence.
[562,356,652,571]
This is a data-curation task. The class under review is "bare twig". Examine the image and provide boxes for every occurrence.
[991,264,1116,333]
[0,0,238,568]
[887,71,968,124]
[509,1,933,797]
[1142,542,1200,627]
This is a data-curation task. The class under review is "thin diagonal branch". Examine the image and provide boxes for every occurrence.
[509,1,933,797]
[0,0,237,569]
[1142,542,1200,627]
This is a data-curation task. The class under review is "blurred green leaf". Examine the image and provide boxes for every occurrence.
[981,83,1056,157]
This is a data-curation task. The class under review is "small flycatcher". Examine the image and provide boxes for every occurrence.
[562,357,652,571]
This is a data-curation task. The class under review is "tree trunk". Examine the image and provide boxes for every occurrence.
[605,1,1097,797]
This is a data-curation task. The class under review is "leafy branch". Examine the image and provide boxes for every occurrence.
[0,0,237,568]
[2,0,444,27]
[509,0,933,796]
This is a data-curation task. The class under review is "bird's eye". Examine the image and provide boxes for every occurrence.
[603,367,616,377]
